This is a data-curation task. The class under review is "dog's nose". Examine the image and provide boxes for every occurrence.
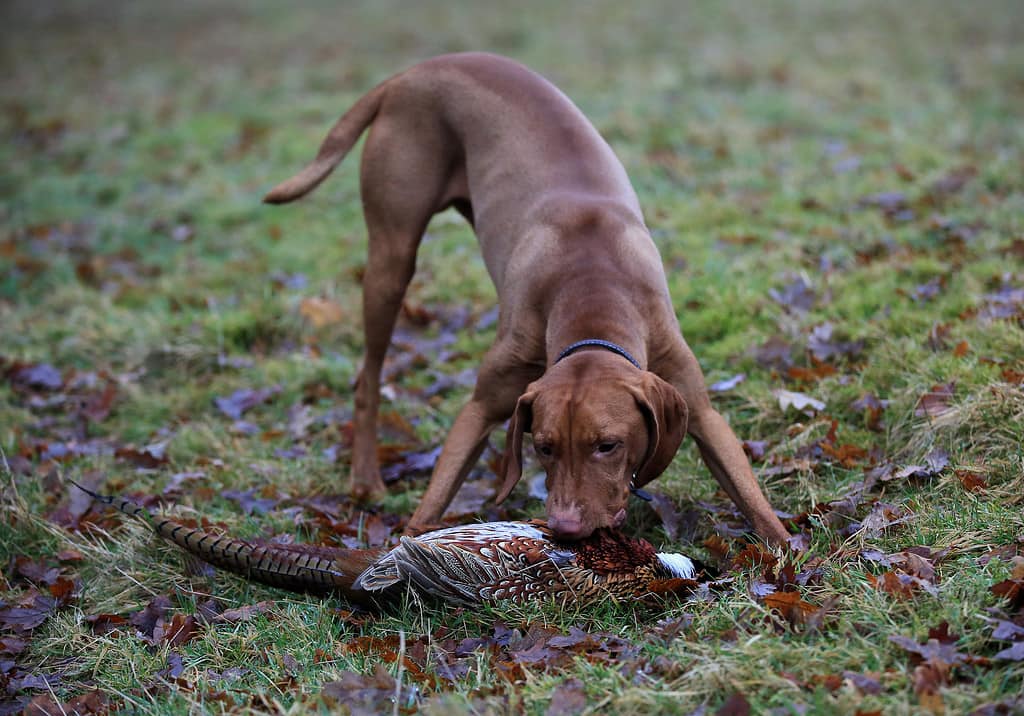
[548,514,588,540]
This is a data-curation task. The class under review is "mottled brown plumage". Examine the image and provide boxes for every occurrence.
[76,483,696,608]
[356,521,696,606]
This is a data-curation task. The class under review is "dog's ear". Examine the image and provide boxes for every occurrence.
[495,391,536,505]
[629,374,688,487]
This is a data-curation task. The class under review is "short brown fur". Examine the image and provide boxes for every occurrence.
[265,53,788,544]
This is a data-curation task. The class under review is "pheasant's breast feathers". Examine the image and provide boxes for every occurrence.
[570,528,658,575]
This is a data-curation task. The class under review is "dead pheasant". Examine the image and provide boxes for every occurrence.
[356,521,698,606]
[74,483,698,608]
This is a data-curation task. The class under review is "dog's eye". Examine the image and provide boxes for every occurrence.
[535,443,554,458]
[596,441,620,455]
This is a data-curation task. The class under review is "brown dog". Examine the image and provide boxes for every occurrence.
[266,53,789,544]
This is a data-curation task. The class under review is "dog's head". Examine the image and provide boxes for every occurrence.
[496,352,688,540]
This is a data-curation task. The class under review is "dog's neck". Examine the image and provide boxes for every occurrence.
[544,281,648,369]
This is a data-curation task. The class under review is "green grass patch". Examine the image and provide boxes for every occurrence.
[2,0,1023,713]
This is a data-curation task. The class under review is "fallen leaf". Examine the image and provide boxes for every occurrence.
[843,670,883,695]
[215,601,277,624]
[978,542,1024,566]
[445,474,498,518]
[82,380,118,423]
[300,296,344,328]
[994,642,1024,661]
[221,486,280,515]
[715,691,751,716]
[890,634,967,667]
[0,592,61,633]
[787,362,837,383]
[851,392,887,431]
[821,441,868,468]
[807,322,863,362]
[158,613,200,647]
[754,335,794,369]
[380,444,442,483]
[763,590,820,627]
[742,440,768,460]
[956,469,987,492]
[869,571,916,600]
[545,678,586,716]
[647,492,698,543]
[0,636,27,656]
[14,557,61,586]
[115,441,170,469]
[320,664,401,713]
[990,557,1024,610]
[989,617,1024,641]
[890,448,950,481]
[129,594,173,640]
[810,672,844,692]
[703,534,731,562]
[23,690,107,716]
[773,388,825,414]
[979,280,1024,322]
[859,501,912,536]
[214,386,281,420]
[930,165,977,196]
[709,373,746,392]
[160,651,186,680]
[769,276,816,313]
[911,277,945,303]
[858,190,910,218]
[649,614,694,644]
[915,382,956,418]
[732,543,778,570]
[86,613,130,636]
[927,322,953,351]
[48,471,104,529]
[1001,367,1024,385]
[7,362,64,391]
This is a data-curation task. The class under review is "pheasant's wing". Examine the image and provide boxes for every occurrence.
[354,521,543,592]
[353,552,400,591]
[354,521,576,604]
[393,537,502,604]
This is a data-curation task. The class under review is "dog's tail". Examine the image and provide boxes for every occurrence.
[263,83,386,204]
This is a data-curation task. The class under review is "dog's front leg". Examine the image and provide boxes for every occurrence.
[661,342,790,545]
[687,407,790,544]
[406,351,538,534]
[406,399,499,533]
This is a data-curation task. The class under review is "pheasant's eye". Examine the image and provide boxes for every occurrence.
[596,441,620,455]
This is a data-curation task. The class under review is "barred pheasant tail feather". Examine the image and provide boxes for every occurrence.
[74,483,697,608]
[72,482,387,606]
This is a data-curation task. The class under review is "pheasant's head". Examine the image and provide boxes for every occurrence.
[569,527,697,580]
[496,351,688,540]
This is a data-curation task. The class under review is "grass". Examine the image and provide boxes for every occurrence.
[2,0,1023,713]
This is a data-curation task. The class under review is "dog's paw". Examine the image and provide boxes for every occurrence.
[348,478,388,504]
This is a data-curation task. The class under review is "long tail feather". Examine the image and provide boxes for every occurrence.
[71,481,390,605]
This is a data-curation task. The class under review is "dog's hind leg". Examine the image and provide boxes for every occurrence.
[346,110,462,501]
